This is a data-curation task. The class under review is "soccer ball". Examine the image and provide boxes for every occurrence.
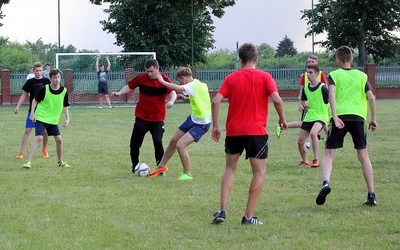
[134,163,150,177]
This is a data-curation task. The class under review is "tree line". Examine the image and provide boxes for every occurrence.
[1,35,400,74]
[1,0,399,69]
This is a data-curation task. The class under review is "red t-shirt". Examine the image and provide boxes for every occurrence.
[218,68,278,136]
[299,71,327,86]
[128,73,173,122]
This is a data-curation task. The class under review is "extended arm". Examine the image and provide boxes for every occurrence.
[63,107,70,127]
[106,56,111,71]
[167,91,177,108]
[271,92,287,130]
[14,91,28,114]
[328,84,344,129]
[156,74,185,92]
[29,99,38,122]
[111,85,132,96]
[95,55,100,72]
[366,90,377,131]
[211,93,224,142]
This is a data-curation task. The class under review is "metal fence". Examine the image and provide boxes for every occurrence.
[6,66,400,95]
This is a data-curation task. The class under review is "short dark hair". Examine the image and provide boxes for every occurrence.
[176,67,192,78]
[335,46,353,63]
[307,64,320,73]
[238,43,258,64]
[145,58,159,69]
[49,68,62,78]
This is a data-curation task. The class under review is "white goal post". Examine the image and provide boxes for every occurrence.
[55,52,156,106]
[55,52,156,69]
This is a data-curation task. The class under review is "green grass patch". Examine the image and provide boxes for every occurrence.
[0,99,399,249]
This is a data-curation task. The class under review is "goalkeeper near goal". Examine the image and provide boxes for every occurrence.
[96,55,113,108]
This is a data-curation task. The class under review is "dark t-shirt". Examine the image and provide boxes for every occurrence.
[21,77,51,112]
[97,70,109,84]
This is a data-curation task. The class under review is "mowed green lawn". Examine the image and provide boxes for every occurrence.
[0,99,399,249]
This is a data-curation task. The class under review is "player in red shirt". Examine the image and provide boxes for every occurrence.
[211,43,287,225]
[112,59,177,174]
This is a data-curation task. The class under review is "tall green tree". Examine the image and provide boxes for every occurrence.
[275,35,297,58]
[0,0,10,27]
[257,43,275,68]
[197,48,236,69]
[301,0,400,66]
[90,0,236,68]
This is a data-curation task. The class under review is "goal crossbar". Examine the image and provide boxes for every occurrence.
[55,52,156,68]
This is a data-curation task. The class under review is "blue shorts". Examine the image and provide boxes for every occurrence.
[35,120,60,137]
[178,116,211,142]
[25,112,35,128]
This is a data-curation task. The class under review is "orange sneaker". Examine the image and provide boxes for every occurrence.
[41,150,49,158]
[311,159,320,168]
[298,161,310,167]
[149,165,168,178]
[16,153,24,159]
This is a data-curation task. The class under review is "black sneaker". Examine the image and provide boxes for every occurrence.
[316,183,331,205]
[241,216,263,225]
[364,193,377,206]
[211,211,226,224]
[131,166,136,174]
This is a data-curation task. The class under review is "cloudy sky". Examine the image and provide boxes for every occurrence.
[1,0,320,53]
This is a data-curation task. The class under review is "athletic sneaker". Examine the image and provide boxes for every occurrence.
[275,124,281,139]
[316,183,331,205]
[149,165,168,178]
[23,162,31,169]
[16,153,24,159]
[299,161,310,167]
[311,159,320,168]
[58,161,71,168]
[212,211,226,224]
[177,173,193,180]
[158,172,166,177]
[241,216,263,225]
[364,193,377,206]
[305,141,311,149]
[41,150,49,158]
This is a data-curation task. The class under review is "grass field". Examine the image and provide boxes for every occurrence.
[0,99,399,249]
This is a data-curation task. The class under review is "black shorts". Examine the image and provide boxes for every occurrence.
[35,120,60,136]
[326,119,367,149]
[98,83,109,94]
[301,121,325,132]
[301,109,307,121]
[225,135,269,159]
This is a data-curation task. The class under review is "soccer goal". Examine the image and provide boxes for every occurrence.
[55,52,156,106]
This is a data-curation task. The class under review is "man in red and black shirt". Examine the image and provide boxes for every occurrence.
[112,59,177,173]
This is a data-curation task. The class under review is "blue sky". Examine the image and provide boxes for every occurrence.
[1,0,319,53]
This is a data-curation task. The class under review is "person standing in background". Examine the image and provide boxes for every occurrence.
[42,63,51,79]
[14,62,51,159]
[96,55,112,108]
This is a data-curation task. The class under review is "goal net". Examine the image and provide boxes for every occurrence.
[55,52,156,106]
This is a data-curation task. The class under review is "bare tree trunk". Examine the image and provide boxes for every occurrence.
[358,11,368,67]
